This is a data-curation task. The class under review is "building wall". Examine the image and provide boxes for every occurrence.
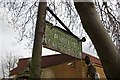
[95,65,106,78]
[41,60,106,79]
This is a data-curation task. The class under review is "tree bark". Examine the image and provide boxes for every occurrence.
[29,2,47,79]
[74,2,119,79]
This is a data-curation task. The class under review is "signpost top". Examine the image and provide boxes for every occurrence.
[43,21,82,59]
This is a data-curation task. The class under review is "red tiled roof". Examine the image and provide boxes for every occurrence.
[10,54,79,76]
[10,52,102,76]
[10,58,30,76]
[41,54,79,68]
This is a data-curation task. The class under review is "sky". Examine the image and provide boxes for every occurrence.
[0,1,98,78]
[0,15,97,58]
[0,0,119,79]
[0,2,98,59]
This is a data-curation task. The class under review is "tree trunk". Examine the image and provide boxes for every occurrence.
[29,2,47,79]
[74,2,119,79]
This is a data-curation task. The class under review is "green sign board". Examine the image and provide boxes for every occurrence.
[43,22,82,59]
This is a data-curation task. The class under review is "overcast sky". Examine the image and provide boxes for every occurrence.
[0,16,97,77]
[0,0,119,79]
[0,14,97,58]
[0,1,99,78]
[0,0,119,59]
[0,4,99,60]
[0,1,103,78]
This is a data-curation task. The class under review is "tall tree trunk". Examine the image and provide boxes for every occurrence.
[29,1,47,79]
[74,2,119,79]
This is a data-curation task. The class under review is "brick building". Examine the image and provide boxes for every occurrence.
[10,52,106,79]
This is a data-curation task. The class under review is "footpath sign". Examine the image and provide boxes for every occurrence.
[43,22,82,59]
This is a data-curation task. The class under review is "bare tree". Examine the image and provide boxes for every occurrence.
[47,0,120,53]
[95,0,120,53]
[0,0,120,79]
[0,0,119,51]
[0,53,20,78]
[0,0,83,48]
[74,1,119,79]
